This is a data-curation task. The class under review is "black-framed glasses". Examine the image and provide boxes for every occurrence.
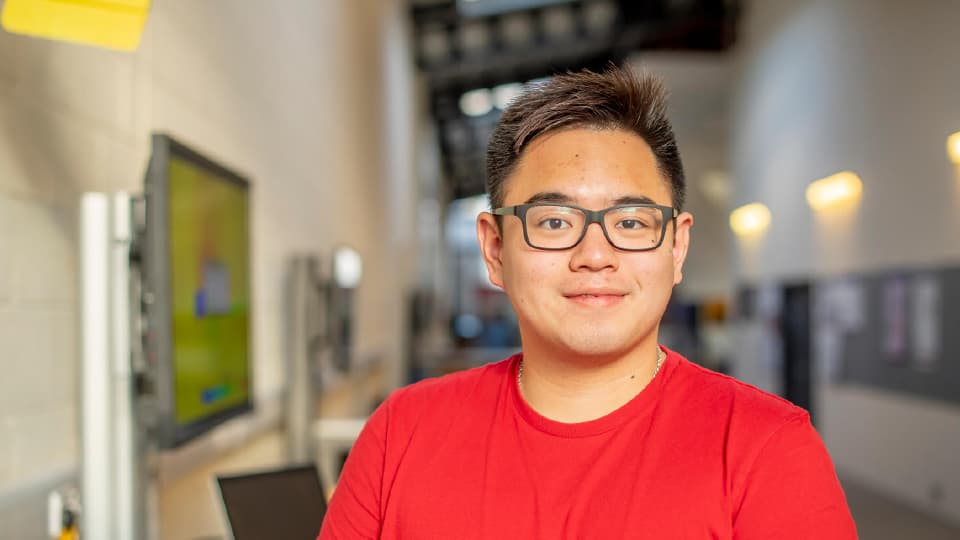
[492,203,677,251]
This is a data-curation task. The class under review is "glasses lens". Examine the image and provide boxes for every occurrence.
[604,206,664,250]
[524,205,586,249]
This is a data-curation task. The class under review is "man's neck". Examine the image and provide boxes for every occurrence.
[517,342,663,423]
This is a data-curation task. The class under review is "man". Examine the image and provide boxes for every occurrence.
[319,65,857,539]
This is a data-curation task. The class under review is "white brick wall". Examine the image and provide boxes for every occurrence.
[0,31,15,85]
[0,195,79,516]
[6,199,76,306]
[0,197,14,305]
[0,4,418,532]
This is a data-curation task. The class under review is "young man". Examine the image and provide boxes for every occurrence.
[319,65,857,539]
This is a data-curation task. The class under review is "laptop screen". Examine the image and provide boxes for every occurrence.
[217,465,327,540]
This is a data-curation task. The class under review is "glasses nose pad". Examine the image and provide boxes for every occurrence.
[579,219,615,250]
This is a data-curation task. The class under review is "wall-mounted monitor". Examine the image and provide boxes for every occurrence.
[143,133,253,448]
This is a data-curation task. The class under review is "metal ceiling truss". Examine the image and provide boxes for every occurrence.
[410,0,740,200]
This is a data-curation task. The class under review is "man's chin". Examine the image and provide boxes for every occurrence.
[552,333,636,361]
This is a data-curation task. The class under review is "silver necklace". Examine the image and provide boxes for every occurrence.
[517,347,665,391]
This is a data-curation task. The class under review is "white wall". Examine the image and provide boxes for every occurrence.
[630,52,736,301]
[732,0,960,525]
[0,0,417,525]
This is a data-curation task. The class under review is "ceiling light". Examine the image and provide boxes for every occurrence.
[729,203,771,236]
[420,27,450,63]
[500,12,534,47]
[542,5,576,40]
[700,170,731,207]
[806,171,863,211]
[947,131,960,164]
[459,21,491,55]
[583,0,618,36]
[459,88,494,117]
[493,83,523,109]
[333,247,363,289]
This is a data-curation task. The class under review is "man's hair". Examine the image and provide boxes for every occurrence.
[485,64,685,211]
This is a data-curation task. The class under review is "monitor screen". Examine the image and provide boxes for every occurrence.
[144,133,253,448]
[217,466,327,540]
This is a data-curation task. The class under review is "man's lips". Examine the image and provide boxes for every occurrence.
[563,289,628,306]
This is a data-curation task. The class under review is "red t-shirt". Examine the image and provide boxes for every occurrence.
[319,348,857,539]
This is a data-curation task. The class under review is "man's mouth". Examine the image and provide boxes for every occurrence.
[564,291,627,306]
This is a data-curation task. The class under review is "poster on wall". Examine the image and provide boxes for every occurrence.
[831,264,960,407]
[910,274,941,372]
[882,275,908,364]
[756,283,784,376]
[813,279,864,382]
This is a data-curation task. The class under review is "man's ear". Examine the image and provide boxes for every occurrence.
[477,212,505,289]
[671,211,693,286]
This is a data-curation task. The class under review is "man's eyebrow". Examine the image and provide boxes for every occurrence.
[521,193,664,206]
[523,192,573,204]
[613,195,658,206]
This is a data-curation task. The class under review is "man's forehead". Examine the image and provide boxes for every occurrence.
[499,127,671,204]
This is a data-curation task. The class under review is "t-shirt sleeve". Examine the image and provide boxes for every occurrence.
[732,413,858,539]
[317,399,391,540]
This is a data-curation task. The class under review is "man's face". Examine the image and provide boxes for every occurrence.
[477,128,693,361]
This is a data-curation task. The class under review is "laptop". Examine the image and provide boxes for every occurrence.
[216,464,328,540]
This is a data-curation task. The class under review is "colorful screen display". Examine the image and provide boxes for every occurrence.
[167,155,251,426]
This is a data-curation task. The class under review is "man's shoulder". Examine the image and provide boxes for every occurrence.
[671,354,808,426]
[385,355,515,414]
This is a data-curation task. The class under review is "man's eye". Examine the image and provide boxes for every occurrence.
[539,218,571,230]
[617,219,649,230]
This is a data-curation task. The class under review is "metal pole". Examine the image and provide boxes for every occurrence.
[80,192,151,539]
